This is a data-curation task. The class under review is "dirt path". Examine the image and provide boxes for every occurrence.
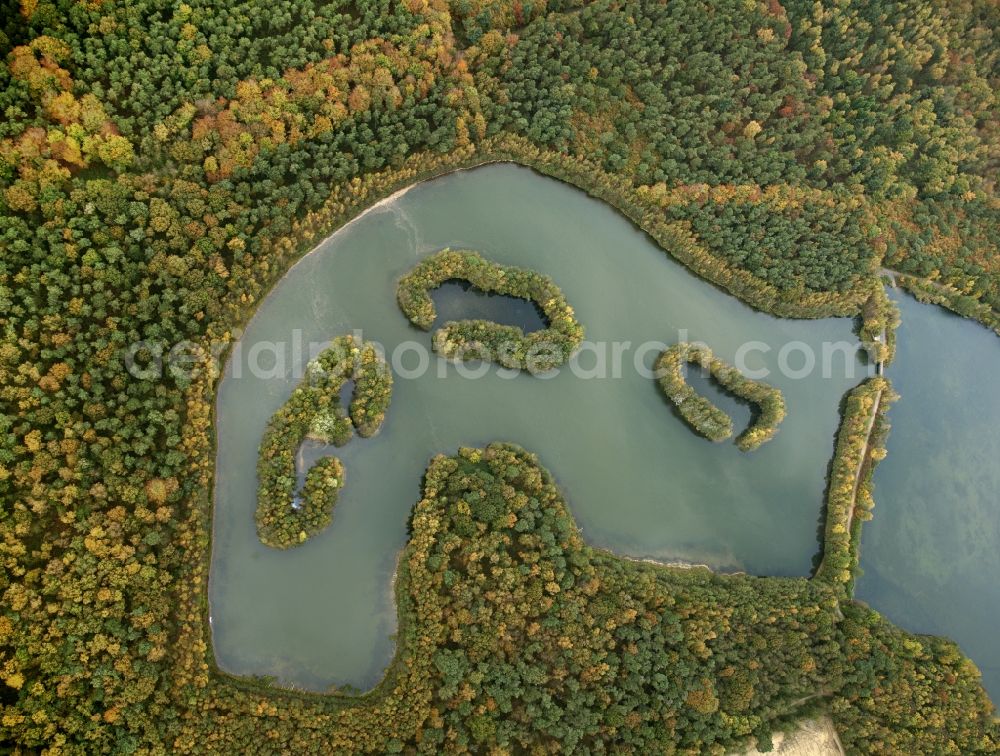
[876,324,886,376]
[881,266,951,297]
[881,266,998,311]
[843,387,883,538]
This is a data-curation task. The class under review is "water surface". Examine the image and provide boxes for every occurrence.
[431,280,548,332]
[210,165,866,691]
[857,291,1000,702]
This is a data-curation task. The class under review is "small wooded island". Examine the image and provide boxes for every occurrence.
[255,335,393,547]
[656,342,786,451]
[397,248,584,371]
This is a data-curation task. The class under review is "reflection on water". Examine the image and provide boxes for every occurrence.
[857,291,1000,703]
[431,280,548,333]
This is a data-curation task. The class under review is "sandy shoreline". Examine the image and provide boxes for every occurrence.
[620,553,718,572]
[269,181,419,290]
[261,159,518,296]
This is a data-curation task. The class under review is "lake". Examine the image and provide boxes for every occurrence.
[856,290,1000,701]
[209,164,867,691]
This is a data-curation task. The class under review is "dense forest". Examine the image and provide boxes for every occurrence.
[1,0,998,751]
